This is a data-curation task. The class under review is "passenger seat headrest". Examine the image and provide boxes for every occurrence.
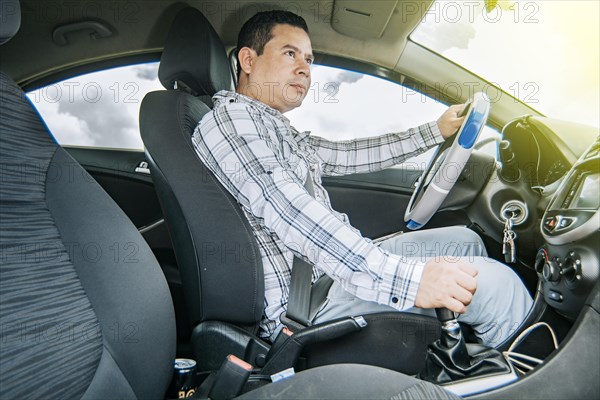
[159,7,233,96]
[0,0,21,45]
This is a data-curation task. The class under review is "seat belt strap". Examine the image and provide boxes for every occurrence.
[286,256,314,327]
[285,169,332,328]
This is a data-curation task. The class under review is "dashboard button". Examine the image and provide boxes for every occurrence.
[534,249,548,273]
[555,216,577,231]
[548,290,563,303]
[543,260,561,282]
[544,217,556,230]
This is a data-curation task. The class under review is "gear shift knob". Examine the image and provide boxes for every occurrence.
[435,308,456,323]
[435,308,463,347]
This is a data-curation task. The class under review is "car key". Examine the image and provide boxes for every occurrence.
[506,232,517,264]
[502,218,510,256]
[503,217,517,264]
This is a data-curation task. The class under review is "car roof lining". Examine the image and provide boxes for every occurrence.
[3,0,540,129]
[0,0,433,85]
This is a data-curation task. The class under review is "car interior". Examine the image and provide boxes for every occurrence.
[1,0,599,399]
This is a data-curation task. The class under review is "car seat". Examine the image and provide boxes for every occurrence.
[139,6,442,375]
[0,3,175,399]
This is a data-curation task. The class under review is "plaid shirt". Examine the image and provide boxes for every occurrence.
[192,90,444,339]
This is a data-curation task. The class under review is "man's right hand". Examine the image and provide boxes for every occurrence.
[415,258,478,313]
[436,104,467,139]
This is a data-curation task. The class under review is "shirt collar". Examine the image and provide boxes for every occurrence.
[293,128,311,142]
[213,90,311,141]
[213,90,285,119]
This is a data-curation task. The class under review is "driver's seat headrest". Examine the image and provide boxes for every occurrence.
[0,0,21,45]
[159,7,233,96]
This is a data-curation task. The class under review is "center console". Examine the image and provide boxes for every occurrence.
[437,137,599,397]
[536,138,600,319]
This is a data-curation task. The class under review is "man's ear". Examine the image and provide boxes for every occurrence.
[237,47,256,75]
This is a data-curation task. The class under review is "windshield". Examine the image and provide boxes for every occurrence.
[411,0,599,128]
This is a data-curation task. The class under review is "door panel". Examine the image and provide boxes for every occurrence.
[324,177,471,238]
[65,147,161,228]
[324,168,418,238]
[65,147,192,349]
[323,151,495,238]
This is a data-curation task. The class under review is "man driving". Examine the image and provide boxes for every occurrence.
[192,10,532,347]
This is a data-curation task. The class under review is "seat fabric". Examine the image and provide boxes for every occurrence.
[0,57,175,400]
[238,364,460,400]
[0,70,103,398]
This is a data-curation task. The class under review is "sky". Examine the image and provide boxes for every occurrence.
[411,0,600,127]
[28,64,163,149]
[28,0,599,153]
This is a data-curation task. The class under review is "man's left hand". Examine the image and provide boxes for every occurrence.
[437,104,467,139]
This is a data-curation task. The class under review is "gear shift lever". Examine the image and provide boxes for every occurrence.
[435,308,455,322]
[433,309,470,368]
[419,308,512,384]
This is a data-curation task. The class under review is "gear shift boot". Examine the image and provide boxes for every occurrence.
[419,334,512,384]
[419,309,512,384]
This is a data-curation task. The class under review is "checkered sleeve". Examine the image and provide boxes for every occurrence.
[192,102,425,310]
[309,121,444,176]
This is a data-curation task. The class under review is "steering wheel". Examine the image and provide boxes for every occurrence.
[404,92,491,230]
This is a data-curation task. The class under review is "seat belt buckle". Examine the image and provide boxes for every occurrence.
[279,311,309,332]
[208,355,253,400]
[265,327,294,363]
[352,315,368,328]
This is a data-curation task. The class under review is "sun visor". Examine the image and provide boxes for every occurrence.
[331,0,398,39]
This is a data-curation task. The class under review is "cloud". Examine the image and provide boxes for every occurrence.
[28,64,165,150]
[56,94,136,148]
[335,70,364,85]
[46,75,139,148]
[315,70,364,99]
[134,64,159,81]
[414,19,476,52]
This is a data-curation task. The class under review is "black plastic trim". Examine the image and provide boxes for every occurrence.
[470,281,600,400]
[21,52,161,92]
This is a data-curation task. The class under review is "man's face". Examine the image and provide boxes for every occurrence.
[240,24,313,113]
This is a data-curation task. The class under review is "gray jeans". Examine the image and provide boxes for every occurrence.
[312,226,533,348]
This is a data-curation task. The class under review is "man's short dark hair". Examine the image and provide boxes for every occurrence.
[237,10,309,55]
[236,10,309,74]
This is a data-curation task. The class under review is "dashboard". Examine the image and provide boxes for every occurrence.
[500,118,599,320]
[503,116,597,187]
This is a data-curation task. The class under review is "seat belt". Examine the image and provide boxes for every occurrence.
[284,170,333,329]
[285,256,314,327]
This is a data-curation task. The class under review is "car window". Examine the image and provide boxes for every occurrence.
[28,61,498,161]
[27,62,163,150]
[286,64,499,167]
[411,0,599,128]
